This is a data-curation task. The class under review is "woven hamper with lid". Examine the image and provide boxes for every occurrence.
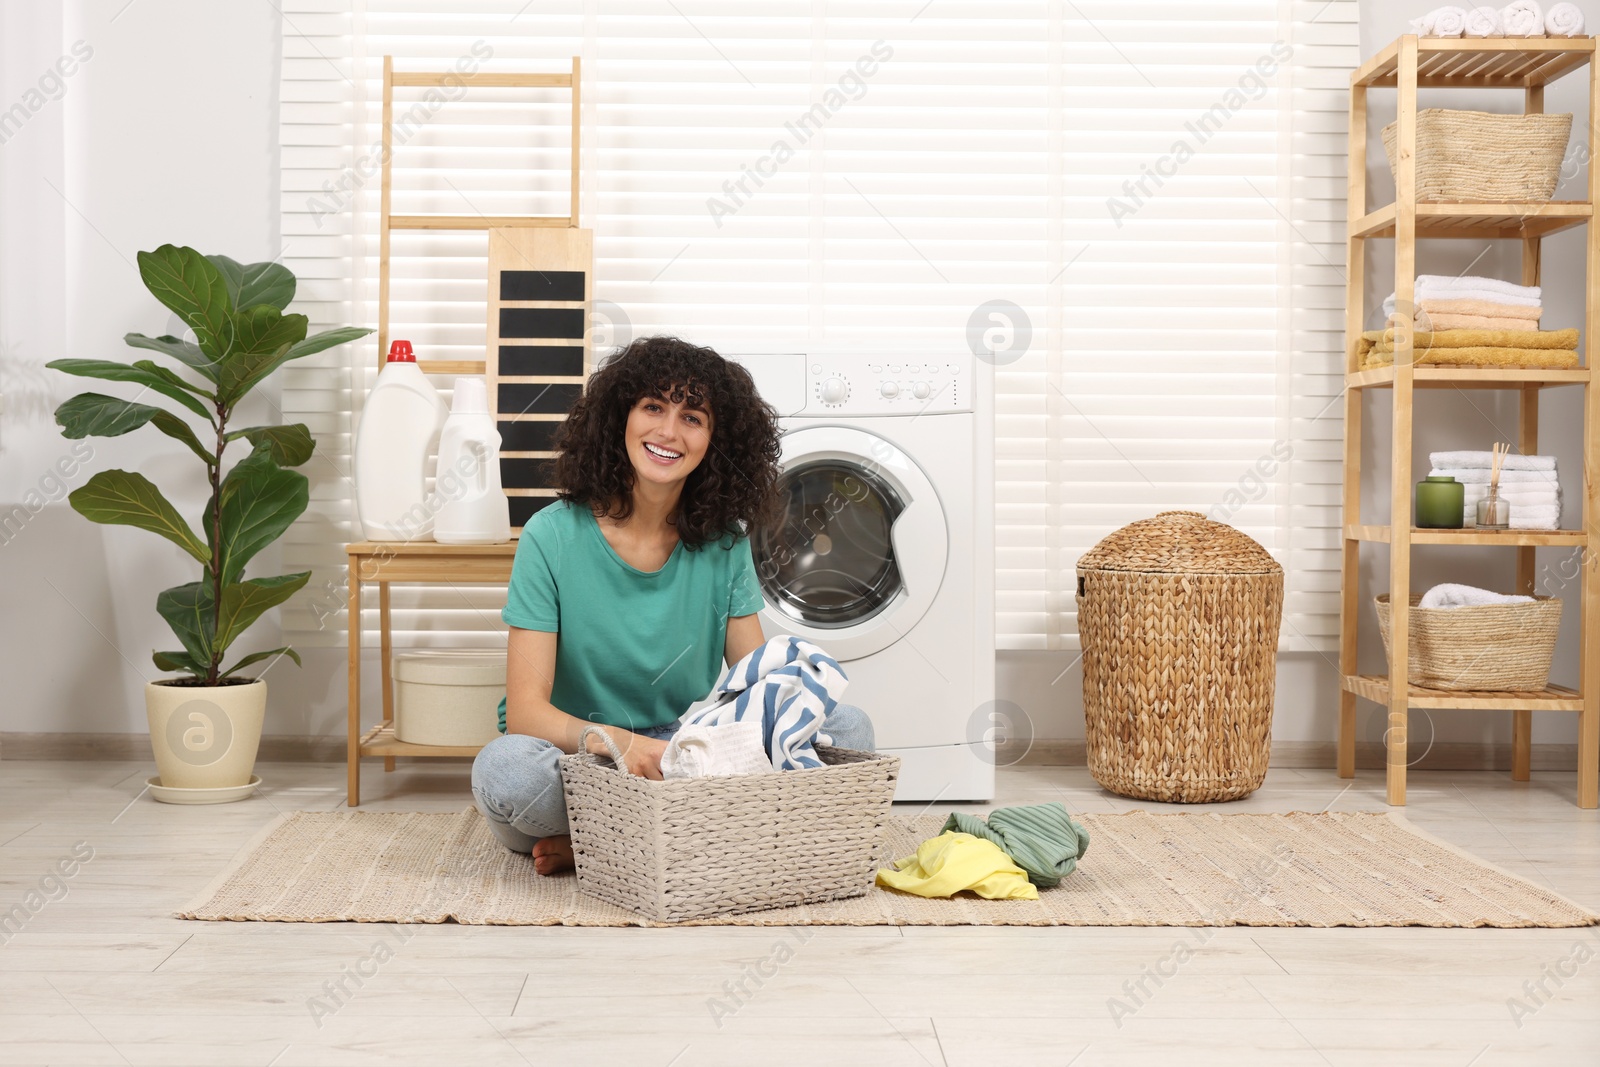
[1076,511,1284,803]
[559,727,900,922]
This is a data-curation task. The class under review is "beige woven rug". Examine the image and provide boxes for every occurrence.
[178,809,1598,929]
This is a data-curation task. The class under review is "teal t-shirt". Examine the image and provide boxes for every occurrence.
[498,500,766,733]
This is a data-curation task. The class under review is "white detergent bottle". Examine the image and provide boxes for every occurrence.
[354,339,449,541]
[433,376,511,545]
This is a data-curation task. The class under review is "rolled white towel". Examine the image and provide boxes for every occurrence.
[1430,467,1562,485]
[660,719,776,779]
[1431,5,1471,33]
[1419,583,1535,609]
[1465,5,1506,32]
[1430,450,1557,471]
[1411,10,1441,32]
[1545,2,1586,34]
[1502,0,1547,34]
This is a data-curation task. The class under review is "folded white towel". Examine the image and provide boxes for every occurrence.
[1430,467,1562,485]
[1469,503,1564,529]
[1462,486,1561,508]
[1502,0,1547,34]
[1545,1,1585,33]
[1384,291,1542,317]
[1509,504,1562,529]
[1419,583,1535,609]
[1430,450,1557,471]
[661,719,776,779]
[1465,5,1506,32]
[1417,274,1542,300]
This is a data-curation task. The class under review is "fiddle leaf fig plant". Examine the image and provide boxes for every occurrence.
[49,244,371,686]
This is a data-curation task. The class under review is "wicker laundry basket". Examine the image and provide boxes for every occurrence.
[559,727,900,922]
[1381,109,1571,202]
[1076,511,1284,803]
[1375,594,1562,692]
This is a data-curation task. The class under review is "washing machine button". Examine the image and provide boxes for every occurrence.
[912,381,931,400]
[879,380,900,399]
[819,377,849,405]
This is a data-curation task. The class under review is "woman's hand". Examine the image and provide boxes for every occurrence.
[592,727,668,780]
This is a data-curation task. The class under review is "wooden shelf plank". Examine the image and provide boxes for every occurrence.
[390,72,572,88]
[1348,366,1591,388]
[359,722,483,758]
[390,214,572,230]
[1351,201,1592,240]
[1343,525,1590,546]
[1343,675,1583,711]
[1354,36,1596,89]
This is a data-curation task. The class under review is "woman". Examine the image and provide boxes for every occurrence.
[472,335,876,874]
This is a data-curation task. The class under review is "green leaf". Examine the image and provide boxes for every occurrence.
[285,326,372,362]
[54,393,214,465]
[124,332,222,382]
[220,646,302,679]
[214,572,312,654]
[47,359,214,421]
[136,245,234,360]
[213,447,310,585]
[68,471,210,563]
[226,423,315,467]
[156,581,215,666]
[207,255,295,311]
[234,306,308,354]
[153,649,209,677]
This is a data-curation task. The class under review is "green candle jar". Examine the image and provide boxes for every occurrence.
[1415,475,1465,529]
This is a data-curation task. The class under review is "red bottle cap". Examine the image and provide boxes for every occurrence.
[387,340,415,363]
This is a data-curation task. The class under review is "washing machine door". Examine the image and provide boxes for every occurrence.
[750,426,948,661]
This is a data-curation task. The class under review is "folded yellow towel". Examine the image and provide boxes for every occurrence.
[1362,328,1579,352]
[1360,347,1581,370]
[1417,298,1542,321]
[1422,313,1549,332]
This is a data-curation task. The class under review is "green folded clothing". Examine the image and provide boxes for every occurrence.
[941,802,1090,888]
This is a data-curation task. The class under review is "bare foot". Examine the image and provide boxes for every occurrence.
[531,834,575,876]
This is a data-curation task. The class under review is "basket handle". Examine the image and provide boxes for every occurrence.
[577,724,633,774]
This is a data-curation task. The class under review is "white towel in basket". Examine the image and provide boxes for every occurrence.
[660,720,776,779]
[1419,583,1535,609]
[681,636,846,771]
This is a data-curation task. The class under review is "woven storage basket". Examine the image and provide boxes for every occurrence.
[559,727,900,922]
[1076,511,1283,803]
[1381,109,1571,202]
[1375,594,1561,692]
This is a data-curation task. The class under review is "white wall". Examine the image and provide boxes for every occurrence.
[2,4,1582,758]
[0,0,282,733]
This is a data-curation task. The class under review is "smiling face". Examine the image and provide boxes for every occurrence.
[624,389,714,494]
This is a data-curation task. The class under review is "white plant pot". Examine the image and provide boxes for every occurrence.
[145,678,266,798]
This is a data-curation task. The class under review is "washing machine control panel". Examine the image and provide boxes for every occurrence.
[806,356,972,416]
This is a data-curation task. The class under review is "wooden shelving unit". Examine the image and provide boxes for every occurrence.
[1339,35,1600,808]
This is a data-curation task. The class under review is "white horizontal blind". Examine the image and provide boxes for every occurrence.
[995,0,1355,650]
[278,0,1353,652]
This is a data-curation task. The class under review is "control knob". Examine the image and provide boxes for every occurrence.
[819,377,849,405]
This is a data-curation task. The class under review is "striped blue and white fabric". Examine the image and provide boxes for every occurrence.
[681,636,848,771]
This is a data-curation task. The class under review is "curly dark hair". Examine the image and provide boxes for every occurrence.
[552,335,783,549]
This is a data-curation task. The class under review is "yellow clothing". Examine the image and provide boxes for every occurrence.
[874,832,1039,900]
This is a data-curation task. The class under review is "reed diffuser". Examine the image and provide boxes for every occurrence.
[1476,442,1511,530]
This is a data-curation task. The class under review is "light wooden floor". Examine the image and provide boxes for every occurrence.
[1,758,1597,1066]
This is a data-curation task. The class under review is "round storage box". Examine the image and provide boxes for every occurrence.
[1076,511,1284,803]
[392,650,507,747]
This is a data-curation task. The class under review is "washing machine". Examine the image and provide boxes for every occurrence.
[726,352,995,802]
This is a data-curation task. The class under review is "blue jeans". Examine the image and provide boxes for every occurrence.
[471,704,876,853]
